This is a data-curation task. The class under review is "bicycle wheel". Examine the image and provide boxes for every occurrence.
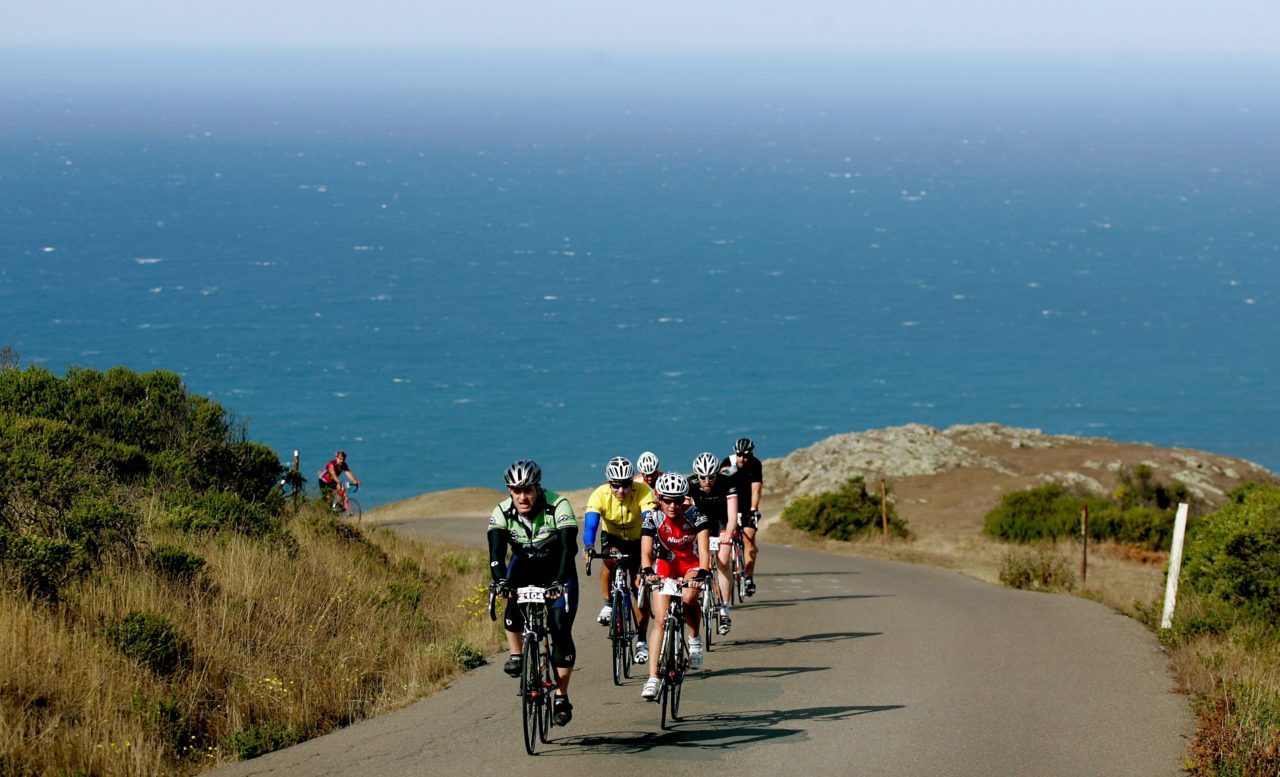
[701,584,715,651]
[611,590,626,686]
[670,633,686,720]
[521,638,540,754]
[538,635,554,743]
[659,616,680,730]
[345,497,363,524]
[621,590,637,680]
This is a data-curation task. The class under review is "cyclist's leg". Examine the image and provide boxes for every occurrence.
[547,578,577,696]
[715,535,734,608]
[682,571,702,642]
[743,515,759,590]
[647,589,668,679]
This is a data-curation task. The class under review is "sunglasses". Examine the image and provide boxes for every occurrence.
[659,495,685,505]
[609,481,631,491]
[509,485,536,495]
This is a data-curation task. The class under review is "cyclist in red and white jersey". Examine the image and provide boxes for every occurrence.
[638,472,711,701]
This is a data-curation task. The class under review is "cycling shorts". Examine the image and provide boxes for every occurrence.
[655,556,700,581]
[738,511,759,530]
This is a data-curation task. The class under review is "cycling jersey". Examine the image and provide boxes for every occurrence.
[687,473,738,533]
[583,481,656,547]
[318,459,348,484]
[487,489,578,585]
[642,505,709,563]
[720,455,763,515]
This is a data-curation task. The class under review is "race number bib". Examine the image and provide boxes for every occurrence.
[708,537,721,551]
[660,579,681,597]
[517,586,547,603]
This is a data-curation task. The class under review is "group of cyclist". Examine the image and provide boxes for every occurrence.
[486,439,764,725]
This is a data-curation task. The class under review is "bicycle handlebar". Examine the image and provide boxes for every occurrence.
[584,547,632,577]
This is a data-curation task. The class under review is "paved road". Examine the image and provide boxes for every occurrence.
[208,516,1191,776]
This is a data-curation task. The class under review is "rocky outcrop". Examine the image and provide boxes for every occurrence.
[763,423,1277,512]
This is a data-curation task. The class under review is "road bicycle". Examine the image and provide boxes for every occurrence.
[489,581,562,754]
[329,482,362,523]
[701,537,728,650]
[649,577,698,730]
[586,548,640,685]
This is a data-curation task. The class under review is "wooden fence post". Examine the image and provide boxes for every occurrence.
[1080,504,1088,584]
[880,478,888,537]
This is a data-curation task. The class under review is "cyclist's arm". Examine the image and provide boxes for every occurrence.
[750,481,762,513]
[345,468,360,487]
[639,534,655,574]
[554,525,578,584]
[725,492,740,537]
[486,528,509,584]
[696,528,712,572]
[582,510,602,552]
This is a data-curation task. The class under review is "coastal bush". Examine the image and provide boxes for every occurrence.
[997,546,1076,592]
[1181,483,1280,623]
[149,544,207,584]
[223,720,300,760]
[106,611,191,676]
[783,477,908,541]
[982,476,1183,551]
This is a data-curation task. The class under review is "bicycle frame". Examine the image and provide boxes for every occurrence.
[489,583,559,754]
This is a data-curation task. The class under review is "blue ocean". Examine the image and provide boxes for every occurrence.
[3,52,1277,505]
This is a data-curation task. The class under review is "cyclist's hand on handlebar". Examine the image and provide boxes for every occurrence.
[544,583,566,600]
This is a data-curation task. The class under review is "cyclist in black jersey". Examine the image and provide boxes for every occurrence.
[721,437,764,596]
[487,459,579,726]
[688,452,738,633]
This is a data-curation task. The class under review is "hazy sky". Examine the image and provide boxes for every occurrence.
[4,0,1279,53]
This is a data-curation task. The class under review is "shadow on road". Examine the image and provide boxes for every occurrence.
[718,631,881,650]
[543,704,903,755]
[690,665,831,680]
[740,593,891,610]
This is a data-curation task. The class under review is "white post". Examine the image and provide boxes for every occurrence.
[1160,503,1190,629]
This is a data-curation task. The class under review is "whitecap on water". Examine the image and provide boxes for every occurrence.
[662,372,683,378]
[201,287,218,296]
[453,398,473,405]
[544,295,558,301]
[901,321,919,327]
[135,258,163,265]
[41,246,56,253]
[657,317,683,323]
[392,378,410,384]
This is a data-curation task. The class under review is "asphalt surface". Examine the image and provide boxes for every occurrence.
[206,516,1192,777]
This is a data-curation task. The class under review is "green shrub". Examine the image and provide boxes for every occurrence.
[148,544,207,584]
[443,637,486,670]
[164,491,282,539]
[983,479,1180,551]
[0,530,82,600]
[783,477,908,541]
[376,581,423,611]
[1182,483,1280,622]
[998,546,1077,592]
[223,720,300,760]
[105,611,191,676]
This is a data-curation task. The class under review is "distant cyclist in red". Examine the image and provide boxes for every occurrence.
[318,450,360,500]
[634,451,663,490]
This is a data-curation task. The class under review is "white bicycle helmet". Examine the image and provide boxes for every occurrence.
[692,452,720,479]
[636,451,660,476]
[605,456,633,482]
[654,471,689,500]
[504,459,542,488]
[734,437,755,455]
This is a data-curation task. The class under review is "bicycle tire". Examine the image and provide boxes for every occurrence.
[346,497,363,524]
[669,640,684,721]
[538,634,554,744]
[701,584,715,651]
[521,638,540,755]
[659,613,681,730]
[611,589,626,687]
[622,589,637,679]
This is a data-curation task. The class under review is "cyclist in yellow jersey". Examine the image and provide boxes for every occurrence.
[582,456,657,663]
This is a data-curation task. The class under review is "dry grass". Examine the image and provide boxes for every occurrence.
[0,508,499,776]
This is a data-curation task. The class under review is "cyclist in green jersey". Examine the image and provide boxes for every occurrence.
[488,460,580,726]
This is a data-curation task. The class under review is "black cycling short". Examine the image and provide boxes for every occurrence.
[738,511,759,530]
[599,533,642,577]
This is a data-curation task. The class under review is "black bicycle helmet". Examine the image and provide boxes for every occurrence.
[733,437,755,455]
[504,459,542,488]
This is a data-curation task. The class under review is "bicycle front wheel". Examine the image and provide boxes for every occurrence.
[611,591,626,685]
[521,639,540,754]
[538,635,554,743]
[345,497,363,524]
